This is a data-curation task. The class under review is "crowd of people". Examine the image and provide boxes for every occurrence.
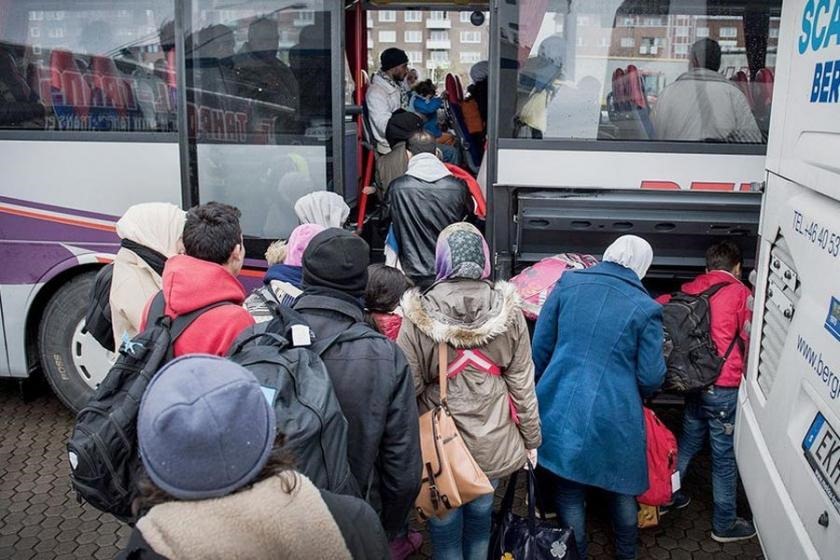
[103,144,756,559]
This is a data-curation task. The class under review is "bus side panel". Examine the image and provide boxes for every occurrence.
[736,174,840,559]
[766,0,840,198]
[496,149,765,191]
[0,141,180,215]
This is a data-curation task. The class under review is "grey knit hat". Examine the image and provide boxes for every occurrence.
[138,355,276,501]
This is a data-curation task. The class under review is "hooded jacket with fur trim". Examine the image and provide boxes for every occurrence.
[397,279,541,480]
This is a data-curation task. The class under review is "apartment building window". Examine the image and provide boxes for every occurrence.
[378,30,396,43]
[620,37,635,48]
[674,44,689,55]
[29,26,40,37]
[408,51,423,64]
[379,10,396,22]
[430,51,449,62]
[676,26,689,37]
[429,11,447,20]
[430,30,449,41]
[720,27,738,38]
[598,36,610,47]
[460,31,481,43]
[460,11,472,23]
[696,27,709,38]
[405,30,422,43]
[643,17,662,26]
[769,27,779,38]
[405,11,422,23]
[460,51,481,63]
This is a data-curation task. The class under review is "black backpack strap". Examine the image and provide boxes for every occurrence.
[146,292,167,325]
[699,282,731,299]
[169,300,237,342]
[310,323,383,357]
[722,324,744,361]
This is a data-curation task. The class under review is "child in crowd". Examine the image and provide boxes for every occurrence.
[409,79,457,146]
[364,264,413,341]
[119,355,386,560]
[245,224,324,322]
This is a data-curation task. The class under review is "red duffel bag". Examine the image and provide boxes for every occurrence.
[638,407,679,506]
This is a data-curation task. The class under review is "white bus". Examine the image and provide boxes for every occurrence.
[1,0,785,413]
[734,0,840,557]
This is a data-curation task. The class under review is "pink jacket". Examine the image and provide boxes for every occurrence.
[658,270,751,387]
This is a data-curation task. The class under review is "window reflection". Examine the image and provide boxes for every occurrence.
[0,2,177,132]
[499,0,781,145]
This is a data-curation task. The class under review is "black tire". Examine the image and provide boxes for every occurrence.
[39,271,109,413]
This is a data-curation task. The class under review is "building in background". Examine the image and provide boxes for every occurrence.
[367,9,489,87]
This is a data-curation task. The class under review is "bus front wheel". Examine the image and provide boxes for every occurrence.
[38,272,114,413]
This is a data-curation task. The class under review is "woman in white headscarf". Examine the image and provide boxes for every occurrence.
[531,235,666,560]
[109,203,185,346]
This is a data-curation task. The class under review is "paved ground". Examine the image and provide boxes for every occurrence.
[0,378,765,559]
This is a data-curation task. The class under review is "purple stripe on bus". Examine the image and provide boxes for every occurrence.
[0,242,77,284]
[0,195,120,222]
[0,213,119,244]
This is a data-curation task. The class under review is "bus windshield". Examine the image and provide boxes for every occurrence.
[497,0,782,145]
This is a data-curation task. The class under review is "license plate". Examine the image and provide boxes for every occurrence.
[803,413,840,514]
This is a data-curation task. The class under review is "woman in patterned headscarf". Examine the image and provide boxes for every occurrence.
[397,223,541,560]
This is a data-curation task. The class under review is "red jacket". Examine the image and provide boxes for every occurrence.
[141,255,254,357]
[657,270,751,387]
[369,311,403,341]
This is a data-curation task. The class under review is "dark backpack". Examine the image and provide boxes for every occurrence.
[228,309,378,498]
[68,293,229,520]
[661,283,741,393]
[84,242,167,352]
[84,263,116,352]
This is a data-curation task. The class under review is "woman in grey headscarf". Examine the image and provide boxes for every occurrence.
[532,235,666,560]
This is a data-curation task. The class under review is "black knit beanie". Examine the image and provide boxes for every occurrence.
[386,109,424,148]
[302,228,370,296]
[380,48,409,72]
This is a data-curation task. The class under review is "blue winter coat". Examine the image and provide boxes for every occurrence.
[532,261,666,495]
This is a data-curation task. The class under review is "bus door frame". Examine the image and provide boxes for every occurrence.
[174,0,347,210]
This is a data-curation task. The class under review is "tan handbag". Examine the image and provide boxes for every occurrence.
[415,342,495,519]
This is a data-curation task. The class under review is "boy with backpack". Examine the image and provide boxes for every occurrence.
[658,240,755,543]
[140,201,254,356]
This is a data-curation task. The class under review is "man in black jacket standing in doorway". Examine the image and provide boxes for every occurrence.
[387,131,470,289]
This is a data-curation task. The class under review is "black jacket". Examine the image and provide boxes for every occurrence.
[387,173,470,289]
[293,293,422,537]
[116,488,388,560]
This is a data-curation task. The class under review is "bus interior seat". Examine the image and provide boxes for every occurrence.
[445,73,460,104]
[454,73,465,103]
[445,97,481,175]
[608,66,651,140]
[50,49,91,118]
[731,70,753,108]
[754,67,774,110]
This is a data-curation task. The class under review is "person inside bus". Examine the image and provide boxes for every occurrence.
[290,13,330,124]
[532,235,666,560]
[651,39,761,143]
[462,60,489,149]
[119,354,387,559]
[110,203,186,347]
[515,35,565,139]
[657,241,755,543]
[366,47,410,154]
[232,17,299,133]
[386,131,470,289]
[139,202,254,358]
[376,109,425,199]
[190,24,236,95]
[0,47,45,129]
[407,79,460,164]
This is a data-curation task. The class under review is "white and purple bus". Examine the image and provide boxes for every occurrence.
[2,0,784,412]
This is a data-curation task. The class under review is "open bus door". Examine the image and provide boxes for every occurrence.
[181,0,348,270]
